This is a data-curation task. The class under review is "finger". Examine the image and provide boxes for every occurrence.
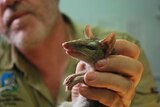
[79,86,123,107]
[95,55,143,86]
[76,61,86,73]
[84,71,134,97]
[114,39,140,59]
[71,84,81,102]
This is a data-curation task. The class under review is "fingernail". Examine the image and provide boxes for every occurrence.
[86,72,96,81]
[95,59,106,68]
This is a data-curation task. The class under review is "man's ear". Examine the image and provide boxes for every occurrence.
[101,32,116,54]
[84,25,94,39]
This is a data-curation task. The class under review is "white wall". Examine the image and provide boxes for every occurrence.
[60,0,160,90]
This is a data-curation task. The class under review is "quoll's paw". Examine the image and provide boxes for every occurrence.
[63,72,86,91]
[63,74,76,86]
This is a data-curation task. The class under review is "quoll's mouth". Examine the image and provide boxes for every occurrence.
[62,42,71,50]
[62,42,82,57]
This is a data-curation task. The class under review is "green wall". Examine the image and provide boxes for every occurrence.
[60,0,160,90]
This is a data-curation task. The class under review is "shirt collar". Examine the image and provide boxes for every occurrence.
[11,46,78,106]
[11,47,55,105]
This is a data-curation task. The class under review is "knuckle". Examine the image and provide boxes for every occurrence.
[128,81,135,92]
[121,80,134,97]
[134,44,140,59]
[129,90,136,100]
[133,61,143,86]
[125,81,135,96]
[100,93,120,107]
[112,99,123,107]
[138,61,143,74]
[133,60,143,75]
[127,42,140,59]
[122,82,136,106]
[136,60,143,75]
[115,39,140,59]
[111,94,121,107]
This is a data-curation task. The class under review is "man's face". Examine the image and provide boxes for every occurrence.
[0,0,59,48]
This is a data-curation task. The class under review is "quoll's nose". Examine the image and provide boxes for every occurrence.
[62,41,75,50]
[62,42,70,50]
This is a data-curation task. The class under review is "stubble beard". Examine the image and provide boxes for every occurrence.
[7,12,57,50]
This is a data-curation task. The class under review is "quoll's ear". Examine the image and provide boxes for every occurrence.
[84,25,94,39]
[101,32,116,54]
[101,32,116,45]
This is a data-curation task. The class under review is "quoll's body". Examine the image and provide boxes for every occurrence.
[61,26,116,107]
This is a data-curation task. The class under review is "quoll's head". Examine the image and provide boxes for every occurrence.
[62,25,116,64]
[62,38,106,64]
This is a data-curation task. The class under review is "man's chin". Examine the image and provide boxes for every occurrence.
[3,16,51,49]
[8,30,36,49]
[12,39,40,50]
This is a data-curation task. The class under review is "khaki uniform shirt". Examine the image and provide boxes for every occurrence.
[0,21,160,107]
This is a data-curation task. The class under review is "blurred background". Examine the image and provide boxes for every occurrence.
[60,0,160,91]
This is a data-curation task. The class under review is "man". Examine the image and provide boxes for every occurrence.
[0,0,159,107]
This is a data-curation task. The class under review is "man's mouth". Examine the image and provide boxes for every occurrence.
[6,11,29,27]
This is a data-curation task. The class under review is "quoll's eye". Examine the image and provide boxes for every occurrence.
[86,45,96,50]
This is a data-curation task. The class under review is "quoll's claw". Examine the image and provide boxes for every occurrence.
[63,72,86,91]
[63,74,75,86]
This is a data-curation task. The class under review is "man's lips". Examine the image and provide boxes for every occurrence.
[6,11,29,27]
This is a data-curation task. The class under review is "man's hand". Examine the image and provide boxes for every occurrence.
[71,39,143,107]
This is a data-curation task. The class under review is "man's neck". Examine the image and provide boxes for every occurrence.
[18,14,71,90]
